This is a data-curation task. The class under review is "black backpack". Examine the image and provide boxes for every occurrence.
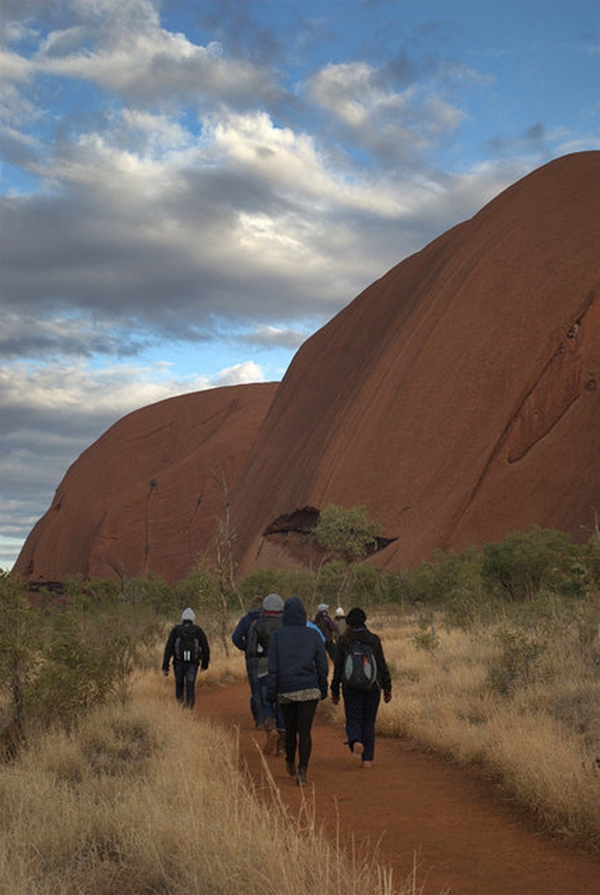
[174,624,201,664]
[342,641,378,691]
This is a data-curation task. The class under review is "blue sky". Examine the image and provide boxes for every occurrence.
[1,0,599,570]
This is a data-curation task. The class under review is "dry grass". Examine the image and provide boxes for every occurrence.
[0,667,424,895]
[353,611,600,851]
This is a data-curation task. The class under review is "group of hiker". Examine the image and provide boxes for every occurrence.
[162,597,392,786]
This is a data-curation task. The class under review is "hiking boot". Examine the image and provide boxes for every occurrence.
[286,759,297,778]
[297,766,307,786]
[263,725,279,756]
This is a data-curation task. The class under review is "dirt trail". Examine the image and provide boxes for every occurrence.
[198,679,600,895]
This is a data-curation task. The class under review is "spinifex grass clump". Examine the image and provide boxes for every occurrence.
[0,674,409,895]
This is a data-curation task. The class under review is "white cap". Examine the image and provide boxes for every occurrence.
[181,607,196,622]
[335,607,345,617]
[317,603,329,612]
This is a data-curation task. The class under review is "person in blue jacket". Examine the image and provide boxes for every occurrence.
[231,595,263,727]
[266,596,328,785]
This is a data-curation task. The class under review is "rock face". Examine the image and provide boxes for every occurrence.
[232,151,600,573]
[14,152,600,587]
[15,384,278,586]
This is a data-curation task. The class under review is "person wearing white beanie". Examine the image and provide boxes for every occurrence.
[162,607,210,708]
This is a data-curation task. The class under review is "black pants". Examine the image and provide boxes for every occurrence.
[280,699,318,770]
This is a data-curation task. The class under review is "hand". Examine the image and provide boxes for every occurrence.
[331,695,339,706]
[383,689,392,704]
[163,669,169,677]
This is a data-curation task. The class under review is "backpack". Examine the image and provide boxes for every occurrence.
[342,641,377,691]
[174,624,201,664]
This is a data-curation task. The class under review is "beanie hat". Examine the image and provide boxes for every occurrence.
[346,607,367,628]
[317,603,329,613]
[181,607,196,623]
[263,593,284,612]
[335,607,345,617]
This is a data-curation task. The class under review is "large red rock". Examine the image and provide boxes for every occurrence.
[14,151,600,586]
[15,383,277,586]
[232,151,600,573]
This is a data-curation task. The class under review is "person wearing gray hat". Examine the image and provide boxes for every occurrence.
[247,594,285,754]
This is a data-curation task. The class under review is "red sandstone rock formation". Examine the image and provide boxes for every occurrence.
[14,383,277,587]
[14,152,600,586]
[233,151,600,573]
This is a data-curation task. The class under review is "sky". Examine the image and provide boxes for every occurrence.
[1,0,599,571]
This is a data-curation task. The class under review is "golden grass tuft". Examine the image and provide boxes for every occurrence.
[0,667,421,895]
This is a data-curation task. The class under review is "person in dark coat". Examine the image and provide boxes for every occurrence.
[331,607,392,767]
[314,603,337,660]
[231,595,263,727]
[267,597,328,785]
[162,607,210,709]
[246,593,285,754]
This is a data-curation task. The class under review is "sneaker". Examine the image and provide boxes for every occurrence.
[361,760,373,768]
[297,766,307,785]
[353,741,364,759]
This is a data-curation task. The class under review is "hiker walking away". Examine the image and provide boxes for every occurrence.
[331,607,391,768]
[267,597,328,785]
[162,608,210,709]
[314,603,337,660]
[246,593,285,755]
[231,595,263,728]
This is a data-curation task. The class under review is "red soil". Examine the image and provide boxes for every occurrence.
[199,679,600,895]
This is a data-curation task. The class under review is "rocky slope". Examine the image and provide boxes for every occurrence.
[14,152,600,586]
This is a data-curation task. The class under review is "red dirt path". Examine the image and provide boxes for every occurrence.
[198,679,600,895]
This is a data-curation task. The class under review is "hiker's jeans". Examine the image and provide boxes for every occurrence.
[246,657,262,726]
[174,661,199,708]
[342,685,381,762]
[258,675,285,729]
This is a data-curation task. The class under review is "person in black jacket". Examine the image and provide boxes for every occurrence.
[162,607,210,709]
[231,595,263,727]
[266,596,328,785]
[246,593,285,754]
[331,607,392,767]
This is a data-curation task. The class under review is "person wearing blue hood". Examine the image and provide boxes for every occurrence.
[266,597,328,785]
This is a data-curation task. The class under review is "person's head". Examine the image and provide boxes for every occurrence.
[250,594,263,609]
[283,596,307,626]
[181,607,196,624]
[317,603,329,615]
[345,607,367,629]
[335,607,346,619]
[262,593,284,614]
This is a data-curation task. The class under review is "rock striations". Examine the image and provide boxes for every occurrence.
[14,152,600,587]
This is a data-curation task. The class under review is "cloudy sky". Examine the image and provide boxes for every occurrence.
[1,0,598,570]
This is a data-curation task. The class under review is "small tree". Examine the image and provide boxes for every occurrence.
[312,504,382,604]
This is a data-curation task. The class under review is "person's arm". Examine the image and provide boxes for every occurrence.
[330,640,343,702]
[162,626,176,674]
[231,614,249,651]
[372,634,392,700]
[199,627,210,670]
